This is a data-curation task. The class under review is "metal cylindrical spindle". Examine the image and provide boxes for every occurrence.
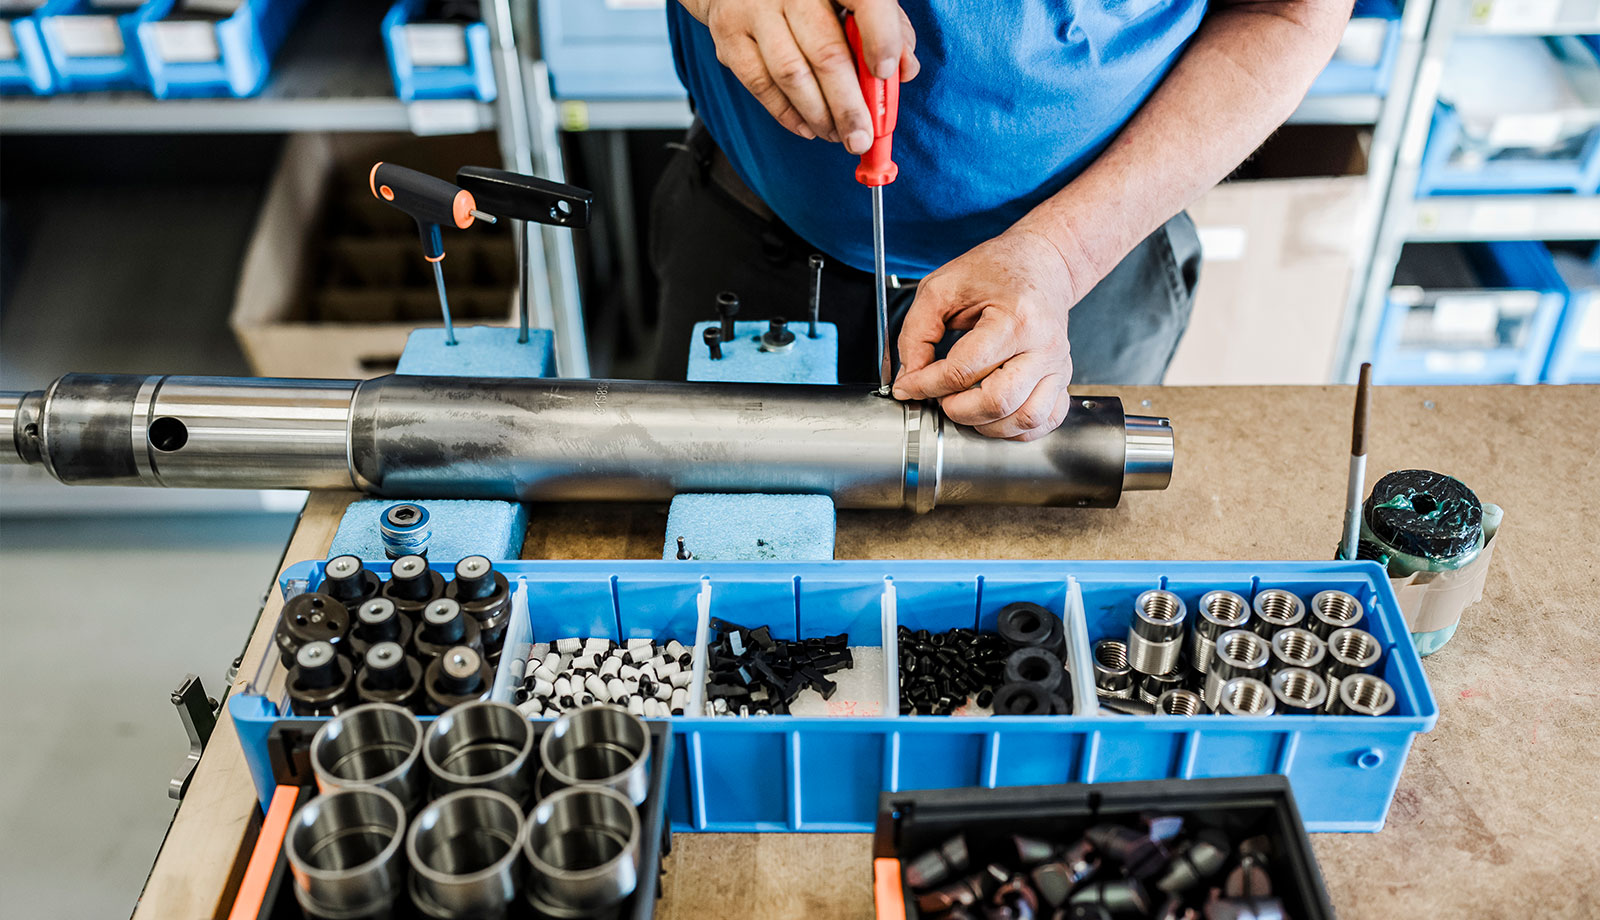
[310,703,426,811]
[406,789,524,918]
[423,701,534,800]
[1,374,1173,512]
[1127,589,1185,676]
[524,786,641,912]
[540,705,652,806]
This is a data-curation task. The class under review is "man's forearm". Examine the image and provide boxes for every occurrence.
[1014,0,1353,299]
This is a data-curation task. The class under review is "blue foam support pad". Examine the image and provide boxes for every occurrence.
[330,499,528,563]
[687,321,838,384]
[395,326,554,378]
[663,494,835,561]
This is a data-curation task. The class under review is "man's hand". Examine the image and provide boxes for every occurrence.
[679,0,919,153]
[892,229,1085,441]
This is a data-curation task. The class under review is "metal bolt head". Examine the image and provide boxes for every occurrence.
[326,555,360,577]
[392,555,426,578]
[424,598,461,626]
[456,555,490,578]
[296,641,334,668]
[366,641,404,670]
[359,598,397,626]
[442,647,481,680]
[386,504,422,526]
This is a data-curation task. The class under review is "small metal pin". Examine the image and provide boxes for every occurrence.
[807,254,824,339]
[469,209,498,224]
[675,536,692,560]
[703,326,723,361]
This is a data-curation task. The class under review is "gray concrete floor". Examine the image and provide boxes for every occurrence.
[0,512,298,919]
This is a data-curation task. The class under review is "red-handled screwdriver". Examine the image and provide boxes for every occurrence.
[369,162,496,346]
[845,12,899,395]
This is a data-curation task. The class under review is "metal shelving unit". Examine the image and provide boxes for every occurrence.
[1335,0,1600,379]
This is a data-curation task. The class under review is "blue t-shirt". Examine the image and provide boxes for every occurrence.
[668,1,1207,277]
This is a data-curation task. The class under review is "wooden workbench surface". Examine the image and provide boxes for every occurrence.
[134,385,1600,920]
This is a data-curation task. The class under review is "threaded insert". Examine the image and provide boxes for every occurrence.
[1094,640,1129,670]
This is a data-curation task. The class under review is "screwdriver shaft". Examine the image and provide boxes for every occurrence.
[432,260,458,346]
[871,185,890,395]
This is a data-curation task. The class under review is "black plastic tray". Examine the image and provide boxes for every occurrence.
[873,775,1335,920]
[241,716,674,919]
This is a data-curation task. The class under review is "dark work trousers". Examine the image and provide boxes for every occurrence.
[649,122,1202,385]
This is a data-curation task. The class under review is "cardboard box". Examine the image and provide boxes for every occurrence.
[1167,127,1373,385]
[231,131,515,379]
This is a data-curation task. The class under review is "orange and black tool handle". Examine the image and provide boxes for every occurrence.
[845,13,899,188]
[369,162,479,260]
[456,166,594,229]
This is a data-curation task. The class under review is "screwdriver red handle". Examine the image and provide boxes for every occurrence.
[845,13,898,188]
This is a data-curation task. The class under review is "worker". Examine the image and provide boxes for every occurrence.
[650,0,1351,439]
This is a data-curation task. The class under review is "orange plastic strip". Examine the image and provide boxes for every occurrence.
[873,857,907,920]
[227,785,300,920]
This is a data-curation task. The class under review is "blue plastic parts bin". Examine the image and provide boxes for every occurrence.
[131,0,306,98]
[36,0,147,92]
[231,558,1436,834]
[0,13,55,94]
[383,0,495,102]
[1306,0,1400,96]
[1543,244,1600,383]
[1374,241,1566,385]
[536,0,683,99]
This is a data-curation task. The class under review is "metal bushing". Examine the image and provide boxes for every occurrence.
[1217,677,1276,716]
[1330,673,1395,716]
[540,705,653,806]
[445,555,512,653]
[407,789,524,919]
[1139,670,1185,705]
[1069,879,1151,917]
[1308,589,1364,638]
[423,646,493,714]
[424,700,534,800]
[995,602,1064,652]
[348,597,413,661]
[1268,627,1326,673]
[1202,630,1270,709]
[413,598,483,662]
[1269,668,1329,716]
[382,554,445,620]
[1249,589,1306,637]
[311,703,425,811]
[321,554,383,609]
[1191,590,1249,676]
[285,786,407,920]
[1002,647,1065,696]
[523,786,641,912]
[1324,627,1382,680]
[1128,590,1186,676]
[357,642,423,709]
[289,641,354,717]
[276,593,350,667]
[1092,639,1135,699]
[991,681,1054,715]
[1155,688,1207,716]
[379,502,431,559]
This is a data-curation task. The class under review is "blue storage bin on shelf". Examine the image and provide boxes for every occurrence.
[382,0,495,102]
[1543,243,1600,383]
[1419,37,1600,196]
[1307,0,1400,96]
[0,10,55,94]
[1374,241,1566,385]
[35,0,148,92]
[537,0,683,99]
[131,0,307,98]
[232,558,1436,834]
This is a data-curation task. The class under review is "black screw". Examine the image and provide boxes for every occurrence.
[703,326,723,361]
[676,536,692,560]
[764,316,795,348]
[716,291,740,341]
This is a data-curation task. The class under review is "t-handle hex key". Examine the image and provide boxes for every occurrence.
[369,162,497,346]
[455,167,594,344]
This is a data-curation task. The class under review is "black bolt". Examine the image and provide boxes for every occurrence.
[716,291,740,341]
[703,326,723,361]
[763,316,795,348]
[676,535,692,560]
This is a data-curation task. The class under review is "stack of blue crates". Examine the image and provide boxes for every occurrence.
[135,0,308,98]
[34,0,148,91]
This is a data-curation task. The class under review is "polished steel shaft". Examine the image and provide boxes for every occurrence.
[0,373,1173,511]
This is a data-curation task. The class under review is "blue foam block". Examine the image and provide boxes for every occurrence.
[330,499,528,562]
[395,326,554,378]
[687,321,838,384]
[663,494,835,561]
